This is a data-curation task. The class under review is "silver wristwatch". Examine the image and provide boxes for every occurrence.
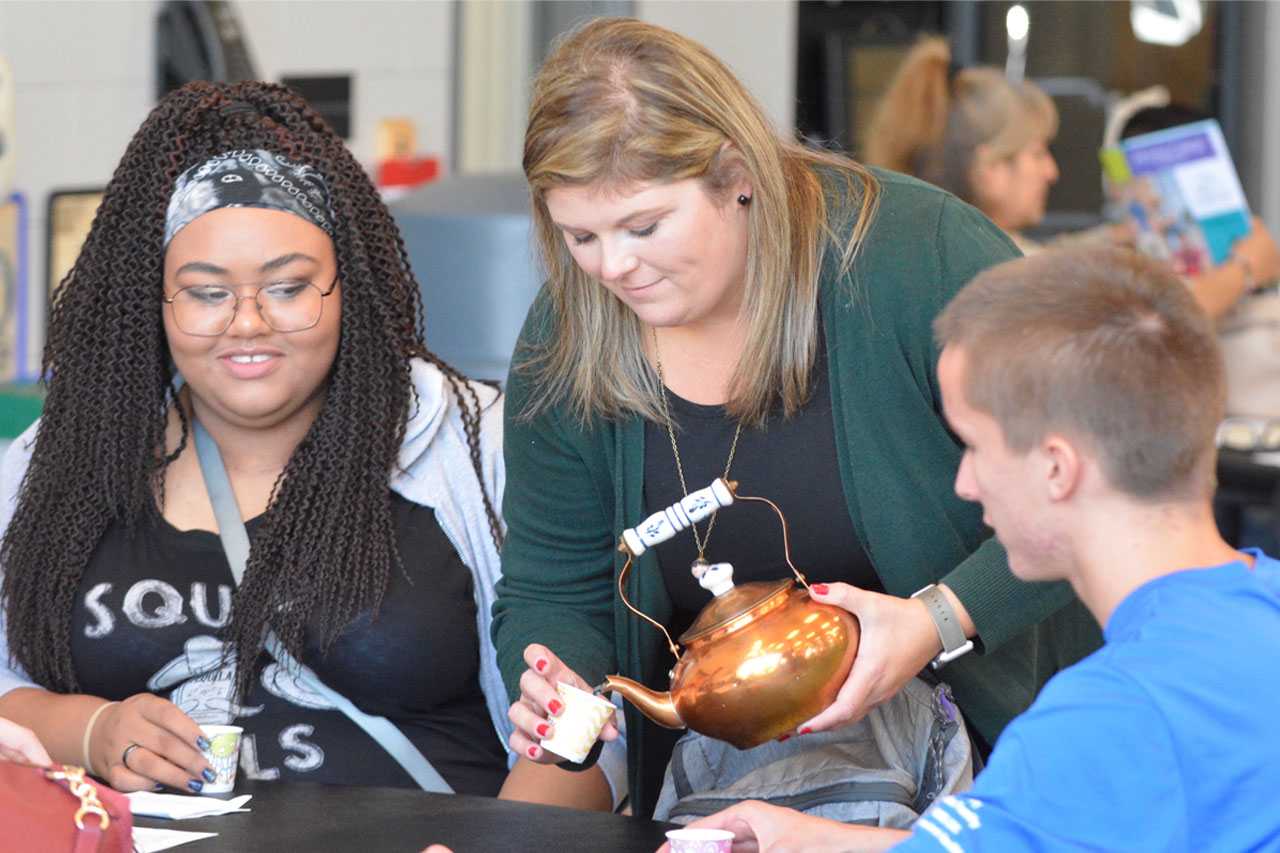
[911,584,974,668]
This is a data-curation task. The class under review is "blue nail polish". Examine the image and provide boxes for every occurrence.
[202,768,216,782]
[188,779,204,792]
[196,736,211,750]
[154,782,164,790]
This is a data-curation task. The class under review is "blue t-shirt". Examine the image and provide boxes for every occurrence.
[894,551,1280,852]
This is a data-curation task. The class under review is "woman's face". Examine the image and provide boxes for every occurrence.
[162,206,341,432]
[544,176,752,331]
[975,139,1059,233]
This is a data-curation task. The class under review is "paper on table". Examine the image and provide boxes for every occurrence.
[132,827,218,852]
[127,791,252,819]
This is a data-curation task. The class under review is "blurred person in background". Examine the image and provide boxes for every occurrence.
[1116,105,1278,322]
[864,36,1068,254]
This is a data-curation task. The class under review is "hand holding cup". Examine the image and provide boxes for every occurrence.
[197,725,243,794]
[89,693,217,793]
[537,683,616,763]
[507,644,618,763]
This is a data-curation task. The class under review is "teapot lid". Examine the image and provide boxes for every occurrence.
[678,578,794,643]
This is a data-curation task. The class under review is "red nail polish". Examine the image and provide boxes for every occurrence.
[777,734,791,742]
[528,746,539,758]
[799,727,812,735]
[536,723,551,738]
[535,659,548,673]
[811,583,829,595]
[548,699,563,715]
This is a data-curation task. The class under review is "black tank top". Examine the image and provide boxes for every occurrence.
[643,335,882,638]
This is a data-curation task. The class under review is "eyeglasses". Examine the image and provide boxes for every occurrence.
[163,275,338,336]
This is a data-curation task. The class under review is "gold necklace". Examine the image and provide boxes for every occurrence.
[651,327,743,572]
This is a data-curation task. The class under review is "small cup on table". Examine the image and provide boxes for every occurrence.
[198,725,243,794]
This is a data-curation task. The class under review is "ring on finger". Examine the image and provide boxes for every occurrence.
[121,743,142,769]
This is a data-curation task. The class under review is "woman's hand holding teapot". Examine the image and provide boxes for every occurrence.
[507,643,619,762]
[792,582,971,734]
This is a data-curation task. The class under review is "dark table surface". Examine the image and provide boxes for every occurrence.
[133,779,675,852]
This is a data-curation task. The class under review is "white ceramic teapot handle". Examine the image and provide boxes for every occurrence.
[620,478,736,556]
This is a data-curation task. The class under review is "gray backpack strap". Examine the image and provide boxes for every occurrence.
[192,417,454,793]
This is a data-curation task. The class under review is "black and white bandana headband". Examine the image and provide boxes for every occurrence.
[164,149,334,246]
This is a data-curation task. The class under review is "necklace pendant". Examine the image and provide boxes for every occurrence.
[690,558,711,579]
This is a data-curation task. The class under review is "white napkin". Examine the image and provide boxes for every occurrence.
[131,827,218,852]
[126,791,252,819]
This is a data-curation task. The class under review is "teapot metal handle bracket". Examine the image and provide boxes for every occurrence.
[617,553,681,660]
[614,478,810,662]
[732,493,809,592]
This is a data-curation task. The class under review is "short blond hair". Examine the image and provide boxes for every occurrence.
[934,248,1224,501]
[519,17,879,426]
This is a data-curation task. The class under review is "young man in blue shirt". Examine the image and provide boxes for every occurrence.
[666,247,1280,852]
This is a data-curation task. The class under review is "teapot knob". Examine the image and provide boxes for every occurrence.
[698,562,735,597]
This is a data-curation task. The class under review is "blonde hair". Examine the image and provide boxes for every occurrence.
[864,36,1057,207]
[934,248,1224,501]
[519,16,880,426]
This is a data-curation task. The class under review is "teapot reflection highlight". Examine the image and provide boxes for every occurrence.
[602,479,860,750]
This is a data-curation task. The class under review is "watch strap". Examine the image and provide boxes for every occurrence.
[912,584,974,668]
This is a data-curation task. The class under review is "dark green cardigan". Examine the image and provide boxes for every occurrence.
[493,170,1101,816]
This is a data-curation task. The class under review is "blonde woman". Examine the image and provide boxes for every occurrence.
[866,41,1277,319]
[864,36,1068,254]
[491,18,1098,818]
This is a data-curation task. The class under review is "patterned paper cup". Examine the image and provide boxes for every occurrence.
[538,682,616,764]
[665,828,735,853]
[198,725,243,794]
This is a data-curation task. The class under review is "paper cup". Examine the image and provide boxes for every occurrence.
[538,682,615,764]
[198,725,243,794]
[665,828,734,853]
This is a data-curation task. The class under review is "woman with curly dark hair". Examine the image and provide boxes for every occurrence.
[0,81,613,807]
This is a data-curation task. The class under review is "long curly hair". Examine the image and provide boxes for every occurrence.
[1,81,501,699]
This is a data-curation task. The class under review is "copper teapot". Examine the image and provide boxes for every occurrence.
[603,479,860,750]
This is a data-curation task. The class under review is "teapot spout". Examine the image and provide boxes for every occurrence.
[603,675,684,730]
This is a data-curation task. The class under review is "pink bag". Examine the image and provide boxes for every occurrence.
[0,761,133,853]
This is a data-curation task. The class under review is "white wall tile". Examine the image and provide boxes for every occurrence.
[356,71,452,166]
[636,0,797,131]
[236,1,452,77]
[0,1,154,86]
